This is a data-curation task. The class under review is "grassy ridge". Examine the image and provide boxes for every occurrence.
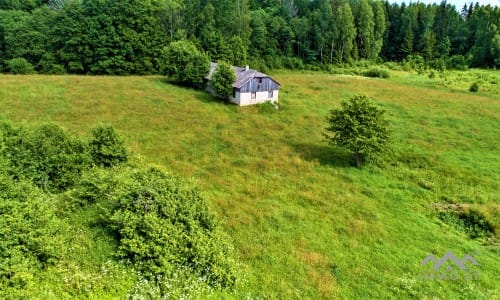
[0,71,498,298]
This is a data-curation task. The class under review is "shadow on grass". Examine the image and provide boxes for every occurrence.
[150,77,225,105]
[292,143,353,167]
[193,93,228,105]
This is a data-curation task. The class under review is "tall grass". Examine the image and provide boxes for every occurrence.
[0,70,498,298]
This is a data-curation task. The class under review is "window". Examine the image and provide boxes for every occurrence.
[251,92,256,99]
[233,89,236,98]
[268,90,273,98]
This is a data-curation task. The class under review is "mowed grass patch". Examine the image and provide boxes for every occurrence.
[0,71,498,299]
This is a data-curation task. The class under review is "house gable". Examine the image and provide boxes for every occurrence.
[238,77,280,93]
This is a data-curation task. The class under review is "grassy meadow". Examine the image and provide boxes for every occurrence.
[0,69,498,299]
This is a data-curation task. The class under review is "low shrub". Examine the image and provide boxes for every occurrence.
[447,55,468,70]
[282,56,304,70]
[428,58,446,72]
[45,64,67,75]
[89,125,128,167]
[363,68,390,78]
[0,175,66,296]
[469,82,480,92]
[404,55,426,73]
[383,61,402,71]
[6,58,35,74]
[2,123,90,191]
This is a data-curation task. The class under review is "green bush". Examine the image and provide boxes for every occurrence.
[2,123,90,191]
[6,58,35,74]
[79,167,237,289]
[447,55,468,70]
[161,40,210,87]
[428,58,446,72]
[88,125,128,167]
[404,55,426,73]
[38,53,67,74]
[283,57,304,70]
[469,82,480,92]
[0,175,66,297]
[363,68,390,78]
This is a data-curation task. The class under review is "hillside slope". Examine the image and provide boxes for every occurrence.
[0,72,498,298]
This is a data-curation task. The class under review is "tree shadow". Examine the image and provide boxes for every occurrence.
[149,77,225,105]
[291,143,353,167]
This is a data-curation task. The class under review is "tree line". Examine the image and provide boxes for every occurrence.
[0,0,498,75]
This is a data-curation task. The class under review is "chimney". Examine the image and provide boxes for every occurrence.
[245,65,249,71]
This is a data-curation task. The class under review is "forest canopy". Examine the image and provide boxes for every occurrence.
[0,0,498,75]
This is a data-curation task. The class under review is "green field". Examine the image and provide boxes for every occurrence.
[0,70,498,299]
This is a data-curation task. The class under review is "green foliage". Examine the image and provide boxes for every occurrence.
[0,116,238,297]
[209,61,236,99]
[2,123,90,191]
[162,40,210,87]
[469,81,480,92]
[38,53,66,74]
[363,68,390,78]
[0,71,499,298]
[0,0,498,73]
[447,55,468,70]
[0,175,66,297]
[6,57,35,74]
[282,56,304,70]
[325,95,391,167]
[333,3,356,63]
[354,0,375,59]
[89,125,127,167]
[79,167,237,289]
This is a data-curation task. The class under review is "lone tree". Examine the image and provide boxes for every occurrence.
[325,95,391,167]
[210,61,236,99]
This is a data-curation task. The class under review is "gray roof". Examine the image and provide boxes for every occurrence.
[206,62,279,89]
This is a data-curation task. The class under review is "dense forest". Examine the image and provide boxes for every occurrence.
[0,0,498,75]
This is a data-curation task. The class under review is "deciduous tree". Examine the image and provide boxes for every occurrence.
[325,95,391,167]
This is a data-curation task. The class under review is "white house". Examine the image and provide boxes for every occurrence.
[206,62,280,106]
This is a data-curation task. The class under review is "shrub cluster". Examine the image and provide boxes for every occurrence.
[6,58,35,74]
[78,167,237,288]
[2,123,90,191]
[0,175,66,298]
[0,120,237,296]
[363,68,390,78]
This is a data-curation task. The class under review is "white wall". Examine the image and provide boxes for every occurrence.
[230,90,279,106]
